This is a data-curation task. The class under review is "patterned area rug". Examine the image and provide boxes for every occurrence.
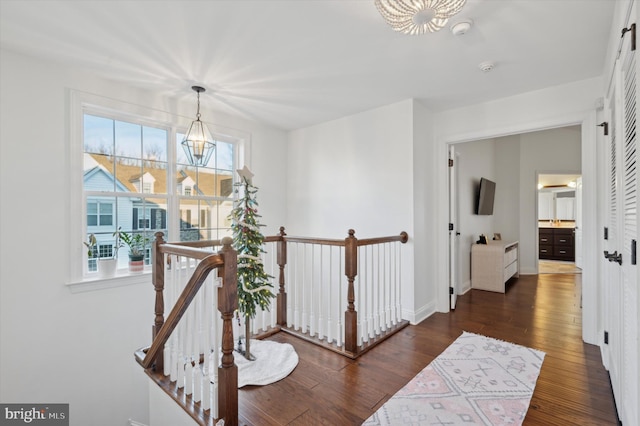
[363,332,545,425]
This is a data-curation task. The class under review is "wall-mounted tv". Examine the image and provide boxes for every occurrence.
[476,177,496,215]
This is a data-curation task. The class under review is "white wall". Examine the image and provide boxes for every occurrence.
[0,49,287,426]
[517,127,581,273]
[412,100,438,320]
[454,139,496,292]
[287,99,421,321]
[493,136,521,244]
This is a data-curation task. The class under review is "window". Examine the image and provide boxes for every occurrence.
[87,201,113,226]
[81,109,237,278]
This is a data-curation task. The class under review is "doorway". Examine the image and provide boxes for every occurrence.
[537,173,582,274]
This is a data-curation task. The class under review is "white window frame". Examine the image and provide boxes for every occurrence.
[67,90,250,292]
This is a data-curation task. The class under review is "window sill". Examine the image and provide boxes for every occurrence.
[66,270,151,293]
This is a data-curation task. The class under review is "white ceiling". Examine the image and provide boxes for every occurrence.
[0,0,615,131]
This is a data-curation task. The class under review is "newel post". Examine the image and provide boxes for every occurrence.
[152,231,166,371]
[218,237,238,426]
[276,226,288,326]
[344,229,359,354]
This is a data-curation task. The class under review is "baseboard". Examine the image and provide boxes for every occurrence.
[403,300,436,325]
[128,420,148,426]
[460,280,471,295]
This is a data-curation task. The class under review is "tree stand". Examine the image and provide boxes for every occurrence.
[235,317,256,361]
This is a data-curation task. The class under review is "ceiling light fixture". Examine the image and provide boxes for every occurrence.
[374,0,467,35]
[182,85,215,167]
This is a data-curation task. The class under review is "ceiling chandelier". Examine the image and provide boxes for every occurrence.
[374,0,467,35]
[182,85,216,167]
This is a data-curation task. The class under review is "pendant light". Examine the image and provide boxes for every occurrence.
[181,85,215,166]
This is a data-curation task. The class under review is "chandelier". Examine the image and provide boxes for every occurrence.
[374,0,467,35]
[182,86,216,167]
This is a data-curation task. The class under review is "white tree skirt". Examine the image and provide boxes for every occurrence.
[234,339,299,388]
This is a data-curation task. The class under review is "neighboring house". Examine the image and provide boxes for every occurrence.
[84,153,234,269]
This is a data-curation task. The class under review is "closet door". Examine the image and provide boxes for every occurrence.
[604,67,623,416]
[619,18,638,425]
[604,11,639,425]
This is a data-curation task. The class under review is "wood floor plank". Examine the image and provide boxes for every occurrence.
[236,273,618,425]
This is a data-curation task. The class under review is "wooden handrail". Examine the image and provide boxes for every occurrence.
[157,243,219,260]
[141,228,407,425]
[141,253,225,370]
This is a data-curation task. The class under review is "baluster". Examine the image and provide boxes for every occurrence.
[152,232,166,372]
[396,239,403,323]
[383,243,389,329]
[217,237,238,426]
[326,246,333,344]
[375,244,381,335]
[301,244,308,333]
[344,229,358,354]
[309,244,316,337]
[359,246,368,344]
[293,243,300,330]
[277,227,288,326]
[358,246,375,342]
[337,246,344,348]
[317,246,324,340]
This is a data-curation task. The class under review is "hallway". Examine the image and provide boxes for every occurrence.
[237,273,617,425]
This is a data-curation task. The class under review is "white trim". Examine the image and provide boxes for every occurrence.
[66,271,150,293]
[403,300,436,325]
[435,108,599,347]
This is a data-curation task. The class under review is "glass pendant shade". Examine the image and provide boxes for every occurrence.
[181,85,216,167]
[375,0,466,34]
[181,119,215,166]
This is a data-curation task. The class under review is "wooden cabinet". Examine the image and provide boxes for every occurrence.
[539,228,574,261]
[471,241,519,293]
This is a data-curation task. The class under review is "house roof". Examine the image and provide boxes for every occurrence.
[0,1,616,131]
[87,153,233,198]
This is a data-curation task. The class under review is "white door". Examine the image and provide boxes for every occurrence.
[575,177,583,268]
[603,15,639,424]
[604,54,623,419]
[618,22,638,425]
[449,145,459,310]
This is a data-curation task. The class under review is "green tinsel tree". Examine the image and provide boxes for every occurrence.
[229,167,275,358]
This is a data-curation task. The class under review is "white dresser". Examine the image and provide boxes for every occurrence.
[471,241,519,293]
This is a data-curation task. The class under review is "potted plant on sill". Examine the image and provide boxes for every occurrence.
[114,227,148,274]
[84,233,117,278]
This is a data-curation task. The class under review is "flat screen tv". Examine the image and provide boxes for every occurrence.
[476,177,496,215]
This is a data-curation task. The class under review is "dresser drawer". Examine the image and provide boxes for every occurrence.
[554,246,574,261]
[539,235,552,245]
[539,245,554,259]
[554,234,573,246]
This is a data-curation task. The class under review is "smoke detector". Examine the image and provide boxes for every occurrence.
[450,19,473,36]
[478,61,495,72]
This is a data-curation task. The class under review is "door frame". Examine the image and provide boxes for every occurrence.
[436,110,600,345]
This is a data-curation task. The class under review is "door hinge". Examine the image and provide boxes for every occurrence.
[604,331,609,345]
[449,223,454,231]
[449,287,454,295]
[448,158,454,167]
[622,22,636,51]
[597,121,609,136]
[604,227,609,240]
[632,239,637,265]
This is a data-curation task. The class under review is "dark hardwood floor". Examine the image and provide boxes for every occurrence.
[238,273,618,425]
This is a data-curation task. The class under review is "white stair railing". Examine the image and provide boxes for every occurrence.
[163,253,222,417]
